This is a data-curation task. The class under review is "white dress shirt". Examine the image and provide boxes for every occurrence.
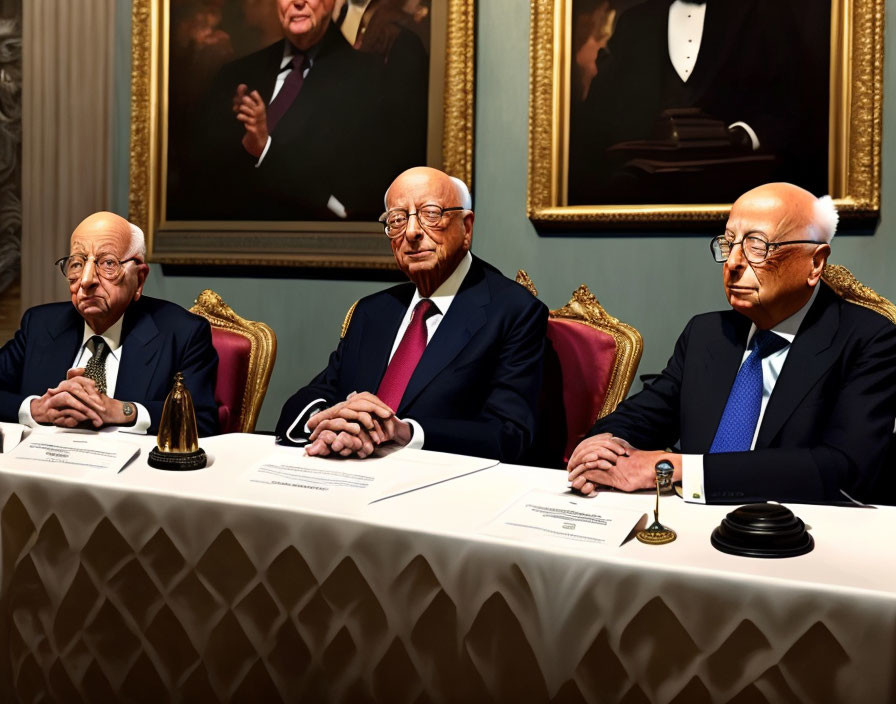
[667,0,706,82]
[287,252,473,449]
[18,316,151,433]
[681,285,820,502]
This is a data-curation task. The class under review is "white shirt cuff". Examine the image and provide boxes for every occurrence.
[729,121,760,151]
[255,136,273,166]
[285,398,328,444]
[403,418,425,450]
[18,395,39,427]
[681,454,707,504]
[118,402,151,435]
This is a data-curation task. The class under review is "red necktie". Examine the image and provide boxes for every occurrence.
[267,52,306,132]
[377,299,437,412]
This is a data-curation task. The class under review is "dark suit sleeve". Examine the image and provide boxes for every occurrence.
[588,318,693,449]
[412,296,549,463]
[275,340,346,446]
[704,321,896,504]
[0,309,31,421]
[143,316,219,437]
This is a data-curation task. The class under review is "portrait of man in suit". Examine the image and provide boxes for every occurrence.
[568,0,831,205]
[166,0,428,222]
[276,166,549,463]
[567,183,896,504]
[0,212,219,436]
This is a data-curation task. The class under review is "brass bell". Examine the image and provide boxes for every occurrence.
[148,372,207,470]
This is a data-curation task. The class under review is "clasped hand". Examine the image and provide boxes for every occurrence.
[30,368,128,428]
[305,392,412,458]
[567,433,673,495]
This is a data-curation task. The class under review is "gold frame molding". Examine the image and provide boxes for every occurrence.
[130,0,475,267]
[189,289,278,433]
[528,0,883,227]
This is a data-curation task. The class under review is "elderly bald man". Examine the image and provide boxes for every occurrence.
[568,182,896,504]
[0,212,219,435]
[276,166,548,462]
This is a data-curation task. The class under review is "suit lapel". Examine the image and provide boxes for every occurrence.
[115,302,163,401]
[687,3,750,102]
[33,307,82,388]
[756,286,840,447]
[694,312,752,450]
[397,260,488,414]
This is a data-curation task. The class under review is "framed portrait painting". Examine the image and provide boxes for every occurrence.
[528,0,883,229]
[130,0,475,267]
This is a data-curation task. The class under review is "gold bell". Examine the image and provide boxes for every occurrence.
[148,372,207,470]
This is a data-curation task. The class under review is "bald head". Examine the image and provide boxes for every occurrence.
[71,212,146,258]
[732,182,837,245]
[384,167,472,211]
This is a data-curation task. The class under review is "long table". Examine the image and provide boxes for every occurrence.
[0,432,893,702]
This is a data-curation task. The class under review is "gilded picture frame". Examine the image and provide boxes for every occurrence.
[130,0,475,268]
[528,0,883,229]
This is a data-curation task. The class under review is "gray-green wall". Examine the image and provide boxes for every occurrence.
[114,2,896,432]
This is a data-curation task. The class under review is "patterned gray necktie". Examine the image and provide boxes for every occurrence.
[83,335,110,395]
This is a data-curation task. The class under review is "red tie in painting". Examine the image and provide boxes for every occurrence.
[377,299,437,412]
[267,52,306,132]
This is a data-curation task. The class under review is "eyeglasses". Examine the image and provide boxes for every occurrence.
[55,254,142,281]
[378,205,467,238]
[710,235,820,264]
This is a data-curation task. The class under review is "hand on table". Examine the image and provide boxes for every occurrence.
[567,435,681,495]
[306,392,412,458]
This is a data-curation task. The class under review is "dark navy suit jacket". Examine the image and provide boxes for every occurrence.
[276,257,548,463]
[0,296,219,436]
[590,284,896,504]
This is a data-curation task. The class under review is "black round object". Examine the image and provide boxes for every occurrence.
[710,503,814,558]
[148,447,207,471]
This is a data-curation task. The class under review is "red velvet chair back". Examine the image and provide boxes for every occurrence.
[517,272,643,465]
[190,290,277,433]
[211,328,252,433]
[547,318,618,461]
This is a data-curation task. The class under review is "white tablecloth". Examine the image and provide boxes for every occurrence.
[0,432,893,702]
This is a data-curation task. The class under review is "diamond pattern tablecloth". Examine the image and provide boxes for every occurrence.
[1,436,894,703]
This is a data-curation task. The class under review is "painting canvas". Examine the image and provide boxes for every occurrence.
[130,0,475,267]
[528,0,882,228]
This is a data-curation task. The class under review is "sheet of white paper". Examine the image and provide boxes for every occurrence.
[482,489,647,549]
[246,447,498,504]
[0,433,141,476]
[0,422,26,453]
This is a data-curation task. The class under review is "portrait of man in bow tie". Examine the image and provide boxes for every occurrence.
[567,0,831,205]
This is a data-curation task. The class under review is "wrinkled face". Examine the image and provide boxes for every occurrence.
[277,0,333,49]
[722,191,823,327]
[68,215,148,334]
[386,169,472,290]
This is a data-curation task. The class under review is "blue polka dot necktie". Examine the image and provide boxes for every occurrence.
[709,330,789,453]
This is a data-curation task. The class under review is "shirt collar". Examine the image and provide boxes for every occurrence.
[281,37,322,69]
[745,284,821,348]
[80,315,124,360]
[408,251,473,315]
